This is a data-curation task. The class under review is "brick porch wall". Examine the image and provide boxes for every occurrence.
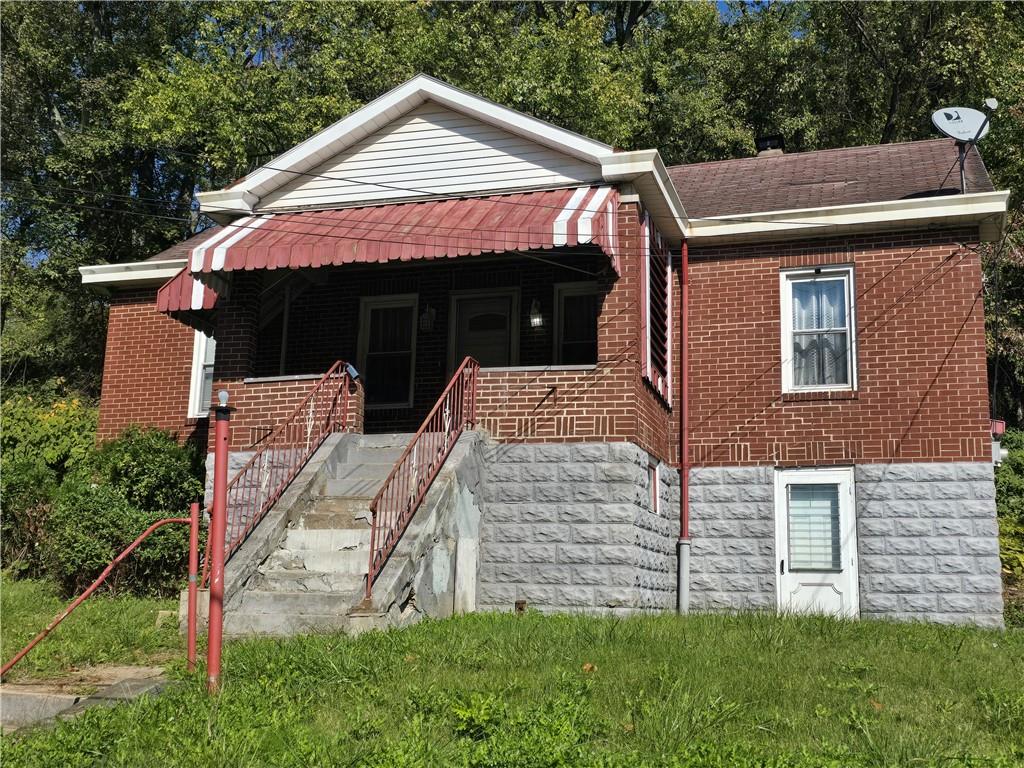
[210,375,364,452]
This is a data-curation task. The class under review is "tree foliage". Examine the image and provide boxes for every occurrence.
[2,1,1023,418]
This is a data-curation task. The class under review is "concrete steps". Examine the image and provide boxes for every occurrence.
[229,434,413,636]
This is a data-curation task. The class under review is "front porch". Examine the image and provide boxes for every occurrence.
[204,246,672,457]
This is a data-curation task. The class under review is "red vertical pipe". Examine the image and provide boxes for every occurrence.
[186,501,200,672]
[207,395,232,694]
[679,240,690,540]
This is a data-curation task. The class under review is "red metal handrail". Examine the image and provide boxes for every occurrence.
[201,361,355,585]
[1,509,200,679]
[366,356,479,600]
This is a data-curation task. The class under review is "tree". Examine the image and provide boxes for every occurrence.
[2,1,1022,414]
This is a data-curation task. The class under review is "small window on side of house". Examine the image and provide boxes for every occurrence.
[780,266,856,393]
[649,461,659,514]
[188,330,216,418]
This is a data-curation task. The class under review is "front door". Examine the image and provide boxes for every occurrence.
[774,467,859,617]
[450,292,517,369]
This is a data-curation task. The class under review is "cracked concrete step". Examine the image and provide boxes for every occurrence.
[323,477,387,498]
[283,528,369,551]
[265,547,367,574]
[237,589,361,615]
[298,511,371,530]
[357,433,414,449]
[345,446,406,463]
[330,463,397,481]
[225,611,351,636]
[251,568,364,592]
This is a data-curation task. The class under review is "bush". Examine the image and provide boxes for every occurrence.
[0,386,97,575]
[42,478,194,597]
[83,425,203,514]
[995,429,1024,576]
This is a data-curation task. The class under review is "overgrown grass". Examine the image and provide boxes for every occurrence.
[3,611,1022,766]
[0,573,180,681]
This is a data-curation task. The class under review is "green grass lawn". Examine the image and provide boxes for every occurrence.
[2,610,1022,767]
[0,574,181,682]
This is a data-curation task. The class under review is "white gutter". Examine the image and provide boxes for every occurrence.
[687,190,1009,245]
[79,258,187,288]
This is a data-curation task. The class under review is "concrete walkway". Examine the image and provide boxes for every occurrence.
[1,665,166,732]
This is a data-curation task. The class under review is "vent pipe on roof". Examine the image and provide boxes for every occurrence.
[755,134,785,157]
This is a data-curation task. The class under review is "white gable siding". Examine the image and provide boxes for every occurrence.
[258,101,601,211]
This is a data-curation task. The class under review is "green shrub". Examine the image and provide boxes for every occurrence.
[42,478,193,597]
[995,428,1024,576]
[0,386,97,575]
[0,387,97,473]
[83,426,203,514]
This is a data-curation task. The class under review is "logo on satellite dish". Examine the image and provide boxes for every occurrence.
[932,106,990,142]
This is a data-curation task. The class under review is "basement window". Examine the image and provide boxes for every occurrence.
[780,266,857,393]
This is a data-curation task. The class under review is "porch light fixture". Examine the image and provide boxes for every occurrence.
[529,299,544,329]
[419,303,436,333]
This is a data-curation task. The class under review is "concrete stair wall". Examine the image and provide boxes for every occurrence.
[225,433,414,636]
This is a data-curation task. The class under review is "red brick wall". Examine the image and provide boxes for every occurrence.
[675,228,991,466]
[472,202,672,460]
[206,200,674,460]
[97,289,204,445]
[210,376,363,452]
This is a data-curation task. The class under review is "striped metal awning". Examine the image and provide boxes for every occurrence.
[158,186,619,313]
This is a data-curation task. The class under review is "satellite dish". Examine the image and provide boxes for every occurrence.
[932,107,990,142]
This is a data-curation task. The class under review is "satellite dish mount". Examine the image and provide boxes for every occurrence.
[931,100,998,194]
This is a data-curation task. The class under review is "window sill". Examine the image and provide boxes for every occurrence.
[781,390,858,403]
[243,373,323,384]
[477,364,598,373]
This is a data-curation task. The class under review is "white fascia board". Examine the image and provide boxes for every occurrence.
[79,258,187,287]
[213,74,613,205]
[687,190,1010,245]
[601,149,689,244]
[196,189,259,220]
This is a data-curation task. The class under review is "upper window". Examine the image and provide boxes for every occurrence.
[554,282,599,365]
[188,331,216,418]
[780,266,856,392]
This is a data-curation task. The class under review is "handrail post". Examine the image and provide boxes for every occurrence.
[186,500,200,672]
[207,391,233,694]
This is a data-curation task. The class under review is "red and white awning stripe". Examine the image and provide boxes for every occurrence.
[158,186,620,314]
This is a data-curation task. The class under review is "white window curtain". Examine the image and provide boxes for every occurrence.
[791,278,848,387]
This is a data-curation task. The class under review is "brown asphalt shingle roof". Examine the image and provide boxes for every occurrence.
[144,225,221,262]
[142,140,996,261]
[667,138,994,219]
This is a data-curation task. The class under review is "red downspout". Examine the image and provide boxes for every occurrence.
[679,240,690,541]
[676,239,691,613]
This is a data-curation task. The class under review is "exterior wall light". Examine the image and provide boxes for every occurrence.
[419,303,436,333]
[529,299,544,329]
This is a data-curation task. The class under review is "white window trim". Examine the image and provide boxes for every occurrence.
[357,294,419,410]
[553,281,599,365]
[773,466,859,618]
[779,265,858,394]
[447,288,521,372]
[640,211,672,403]
[649,461,660,515]
[187,330,214,418]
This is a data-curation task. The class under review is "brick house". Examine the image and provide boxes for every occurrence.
[81,76,1009,631]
